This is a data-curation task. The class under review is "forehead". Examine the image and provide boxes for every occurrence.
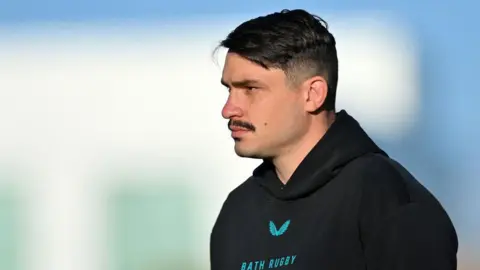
[221,52,286,84]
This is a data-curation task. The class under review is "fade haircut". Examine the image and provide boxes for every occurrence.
[217,9,338,111]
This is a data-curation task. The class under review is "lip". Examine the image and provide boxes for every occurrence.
[229,127,251,137]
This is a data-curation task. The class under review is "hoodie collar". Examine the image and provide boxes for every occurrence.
[252,110,386,200]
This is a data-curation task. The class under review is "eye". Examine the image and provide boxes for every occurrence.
[247,86,258,91]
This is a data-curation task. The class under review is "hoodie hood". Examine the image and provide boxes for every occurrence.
[252,110,387,200]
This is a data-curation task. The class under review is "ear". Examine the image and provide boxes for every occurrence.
[303,76,328,113]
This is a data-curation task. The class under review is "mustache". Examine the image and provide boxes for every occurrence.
[228,119,256,132]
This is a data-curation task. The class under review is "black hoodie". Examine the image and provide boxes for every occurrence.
[210,110,458,270]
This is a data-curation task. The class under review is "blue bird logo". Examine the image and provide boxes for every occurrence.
[269,220,291,236]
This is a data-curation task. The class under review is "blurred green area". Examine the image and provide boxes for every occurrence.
[0,187,20,270]
[108,176,196,270]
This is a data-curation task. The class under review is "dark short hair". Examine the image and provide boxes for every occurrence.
[218,9,338,111]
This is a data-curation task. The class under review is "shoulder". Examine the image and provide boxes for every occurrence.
[347,153,446,210]
[343,154,414,227]
[214,176,258,219]
[352,153,412,205]
[349,154,457,246]
[229,176,258,198]
[211,176,258,235]
[336,153,412,211]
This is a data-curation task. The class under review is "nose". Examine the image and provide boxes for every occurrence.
[221,93,243,119]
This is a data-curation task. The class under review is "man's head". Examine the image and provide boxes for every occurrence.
[218,9,338,159]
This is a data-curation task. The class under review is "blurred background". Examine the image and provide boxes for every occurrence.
[0,0,478,270]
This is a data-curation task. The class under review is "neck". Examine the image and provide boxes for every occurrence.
[272,111,336,184]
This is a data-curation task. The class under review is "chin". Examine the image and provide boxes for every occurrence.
[233,143,264,159]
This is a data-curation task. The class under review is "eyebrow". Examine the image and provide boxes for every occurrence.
[221,79,264,88]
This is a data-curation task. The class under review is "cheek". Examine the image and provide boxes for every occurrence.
[253,92,303,130]
[262,103,302,132]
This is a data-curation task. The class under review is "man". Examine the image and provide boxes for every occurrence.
[210,9,458,270]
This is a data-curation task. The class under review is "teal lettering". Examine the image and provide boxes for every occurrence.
[291,255,297,264]
[253,256,297,269]
[241,262,246,270]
